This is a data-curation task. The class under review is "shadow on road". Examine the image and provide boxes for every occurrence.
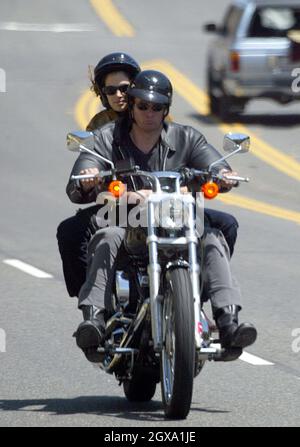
[189,112,300,127]
[0,396,229,423]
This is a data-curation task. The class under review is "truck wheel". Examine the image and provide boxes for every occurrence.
[219,96,247,122]
[208,90,220,115]
[207,71,221,115]
[219,96,235,122]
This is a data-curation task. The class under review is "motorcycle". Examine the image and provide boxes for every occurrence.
[67,131,250,419]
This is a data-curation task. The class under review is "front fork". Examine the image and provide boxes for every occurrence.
[186,202,203,350]
[147,200,203,352]
[147,201,163,352]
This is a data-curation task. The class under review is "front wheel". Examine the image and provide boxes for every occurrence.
[160,267,195,419]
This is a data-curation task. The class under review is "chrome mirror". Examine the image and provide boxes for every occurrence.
[67,131,94,152]
[223,133,250,153]
[66,131,115,169]
[209,133,250,171]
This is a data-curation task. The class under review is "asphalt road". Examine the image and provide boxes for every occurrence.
[0,0,300,427]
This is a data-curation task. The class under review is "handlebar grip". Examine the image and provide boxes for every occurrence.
[71,174,97,180]
[224,175,250,182]
[71,169,113,181]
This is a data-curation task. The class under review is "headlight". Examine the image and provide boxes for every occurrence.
[154,198,190,229]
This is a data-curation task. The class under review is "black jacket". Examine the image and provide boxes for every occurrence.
[67,116,230,204]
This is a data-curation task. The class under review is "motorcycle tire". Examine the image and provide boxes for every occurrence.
[161,267,195,419]
[123,375,156,402]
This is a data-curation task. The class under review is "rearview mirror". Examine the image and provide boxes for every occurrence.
[223,133,250,153]
[67,131,94,152]
[208,132,250,171]
[66,130,115,169]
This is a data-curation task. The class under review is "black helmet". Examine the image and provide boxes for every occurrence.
[93,52,140,106]
[127,70,173,106]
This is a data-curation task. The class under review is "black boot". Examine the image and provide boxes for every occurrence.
[215,305,257,349]
[75,305,106,362]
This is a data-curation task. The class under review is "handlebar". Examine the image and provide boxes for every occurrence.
[71,166,250,193]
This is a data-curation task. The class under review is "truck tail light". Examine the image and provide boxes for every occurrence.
[230,51,240,72]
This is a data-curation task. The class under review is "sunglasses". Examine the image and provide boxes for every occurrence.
[102,84,129,96]
[135,101,165,112]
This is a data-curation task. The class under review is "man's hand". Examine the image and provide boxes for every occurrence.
[219,169,239,191]
[79,168,101,192]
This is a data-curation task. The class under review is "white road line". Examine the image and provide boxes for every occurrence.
[0,22,96,32]
[3,259,53,279]
[239,351,274,366]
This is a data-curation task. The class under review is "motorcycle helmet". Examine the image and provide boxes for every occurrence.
[92,52,141,108]
[127,70,172,106]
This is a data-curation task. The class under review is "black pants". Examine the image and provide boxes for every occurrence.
[56,206,238,298]
[56,205,101,297]
[205,208,239,257]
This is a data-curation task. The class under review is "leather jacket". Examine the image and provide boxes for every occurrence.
[86,109,119,131]
[67,116,231,204]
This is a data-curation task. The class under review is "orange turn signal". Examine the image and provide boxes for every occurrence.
[108,180,125,198]
[201,182,219,199]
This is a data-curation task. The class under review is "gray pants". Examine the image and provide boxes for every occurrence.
[78,227,241,313]
[200,229,241,311]
[79,227,126,312]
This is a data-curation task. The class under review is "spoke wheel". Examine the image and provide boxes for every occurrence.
[161,268,195,419]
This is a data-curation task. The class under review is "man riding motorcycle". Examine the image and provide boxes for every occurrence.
[58,54,239,301]
[66,70,257,362]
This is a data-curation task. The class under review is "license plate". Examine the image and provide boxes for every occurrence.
[268,55,289,69]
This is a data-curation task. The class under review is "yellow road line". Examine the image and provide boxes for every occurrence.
[142,59,300,182]
[217,192,300,225]
[88,95,100,122]
[90,0,135,37]
[74,89,94,130]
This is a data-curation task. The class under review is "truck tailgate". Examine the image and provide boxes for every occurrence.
[233,38,295,84]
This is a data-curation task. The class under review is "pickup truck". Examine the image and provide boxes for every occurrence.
[204,0,300,120]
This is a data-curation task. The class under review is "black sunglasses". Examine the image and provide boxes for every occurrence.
[135,101,165,112]
[102,84,129,96]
